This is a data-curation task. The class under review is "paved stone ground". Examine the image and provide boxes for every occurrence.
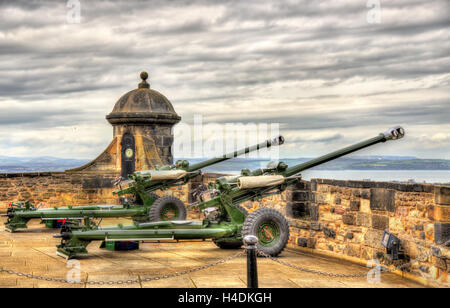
[0,218,424,288]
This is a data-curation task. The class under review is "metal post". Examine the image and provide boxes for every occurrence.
[244,235,259,289]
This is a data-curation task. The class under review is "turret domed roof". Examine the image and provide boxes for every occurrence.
[106,72,181,125]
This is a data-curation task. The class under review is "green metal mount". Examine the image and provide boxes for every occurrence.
[55,126,406,259]
[4,137,284,232]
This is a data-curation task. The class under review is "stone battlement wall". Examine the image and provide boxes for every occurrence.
[0,171,448,287]
[0,172,120,210]
[282,179,449,287]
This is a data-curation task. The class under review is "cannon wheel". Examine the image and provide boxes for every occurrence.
[131,192,161,223]
[149,196,187,221]
[213,205,248,249]
[242,208,289,257]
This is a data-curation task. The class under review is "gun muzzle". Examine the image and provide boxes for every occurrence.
[383,126,405,140]
[271,135,285,146]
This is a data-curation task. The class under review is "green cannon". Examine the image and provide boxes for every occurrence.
[54,126,405,259]
[2,136,284,232]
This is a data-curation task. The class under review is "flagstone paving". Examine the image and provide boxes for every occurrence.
[0,218,424,288]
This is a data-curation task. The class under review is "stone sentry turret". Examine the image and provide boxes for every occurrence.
[69,72,181,177]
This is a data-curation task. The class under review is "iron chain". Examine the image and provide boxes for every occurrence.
[257,239,450,279]
[0,251,244,285]
[257,250,430,278]
[1,240,448,284]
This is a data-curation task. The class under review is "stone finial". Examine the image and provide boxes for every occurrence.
[138,71,150,89]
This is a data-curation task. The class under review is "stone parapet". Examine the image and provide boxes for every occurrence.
[283,178,449,287]
[0,170,448,287]
[0,171,120,211]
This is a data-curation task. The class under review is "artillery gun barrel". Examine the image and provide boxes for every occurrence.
[284,126,405,177]
[187,136,284,172]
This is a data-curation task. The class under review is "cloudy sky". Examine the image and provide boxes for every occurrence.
[0,0,449,160]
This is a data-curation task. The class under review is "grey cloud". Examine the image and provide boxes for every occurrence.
[143,20,209,35]
[290,134,344,144]
[0,107,91,128]
[0,0,448,158]
[186,98,450,131]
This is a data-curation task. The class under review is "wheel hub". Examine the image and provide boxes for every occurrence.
[161,204,178,221]
[257,221,280,247]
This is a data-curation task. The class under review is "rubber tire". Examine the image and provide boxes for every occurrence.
[131,193,161,223]
[149,196,187,222]
[213,205,248,249]
[242,208,290,257]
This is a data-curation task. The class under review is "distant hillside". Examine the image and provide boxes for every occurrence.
[177,157,450,172]
[0,156,89,173]
[0,155,448,173]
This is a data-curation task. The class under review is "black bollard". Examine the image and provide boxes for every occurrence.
[244,235,259,289]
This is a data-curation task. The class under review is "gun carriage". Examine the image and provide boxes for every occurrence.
[2,137,284,232]
[54,126,405,259]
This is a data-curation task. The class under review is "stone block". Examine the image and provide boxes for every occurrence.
[310,180,317,192]
[414,224,424,231]
[435,186,450,205]
[361,247,374,260]
[431,246,450,259]
[344,244,360,257]
[347,180,374,189]
[360,199,371,213]
[361,190,370,199]
[432,256,447,271]
[290,191,310,202]
[315,193,327,204]
[388,217,402,233]
[310,222,323,231]
[297,238,308,247]
[434,223,450,245]
[297,237,316,249]
[309,204,319,221]
[428,205,450,222]
[163,136,174,147]
[323,227,336,239]
[420,232,425,240]
[82,177,114,189]
[334,207,345,215]
[286,202,310,219]
[370,188,395,212]
[342,214,355,225]
[356,212,371,227]
[289,220,310,229]
[396,206,409,217]
[306,237,317,248]
[363,229,385,250]
[372,215,389,230]
[290,181,310,190]
[19,192,31,199]
[352,190,361,198]
[350,200,360,211]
